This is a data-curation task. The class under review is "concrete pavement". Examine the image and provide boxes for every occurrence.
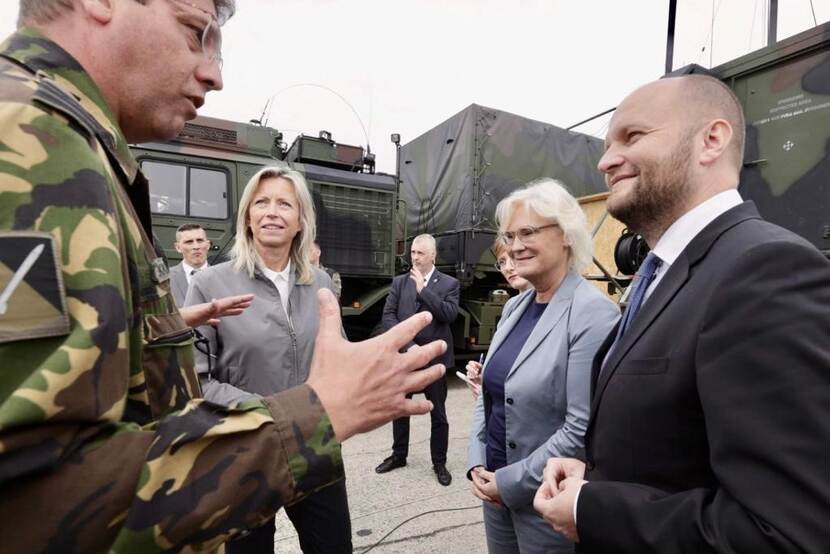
[273,377,488,553]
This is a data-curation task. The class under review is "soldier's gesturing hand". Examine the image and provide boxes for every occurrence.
[307,288,446,441]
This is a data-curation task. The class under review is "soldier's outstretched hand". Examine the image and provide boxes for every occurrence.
[307,288,446,441]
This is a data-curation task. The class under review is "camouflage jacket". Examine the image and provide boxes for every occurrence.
[0,30,342,553]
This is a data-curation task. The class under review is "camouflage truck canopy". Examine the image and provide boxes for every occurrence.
[720,23,830,256]
[399,103,607,280]
[669,19,830,257]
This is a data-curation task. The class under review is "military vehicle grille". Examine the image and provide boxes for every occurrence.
[313,183,394,277]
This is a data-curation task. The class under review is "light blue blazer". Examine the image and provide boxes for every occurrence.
[466,271,619,510]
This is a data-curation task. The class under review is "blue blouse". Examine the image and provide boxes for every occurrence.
[483,300,547,471]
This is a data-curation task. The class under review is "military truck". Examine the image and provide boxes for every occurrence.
[600,16,830,264]
[714,22,830,257]
[561,18,830,290]
[652,1,828,259]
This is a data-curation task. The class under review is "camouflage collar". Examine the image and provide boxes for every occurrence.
[0,28,139,183]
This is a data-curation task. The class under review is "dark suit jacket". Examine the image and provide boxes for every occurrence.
[382,268,460,368]
[578,202,830,553]
[169,262,188,308]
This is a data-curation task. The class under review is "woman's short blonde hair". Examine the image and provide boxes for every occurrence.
[494,178,593,272]
[230,166,317,284]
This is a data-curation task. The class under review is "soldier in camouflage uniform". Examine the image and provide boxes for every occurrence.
[0,1,445,551]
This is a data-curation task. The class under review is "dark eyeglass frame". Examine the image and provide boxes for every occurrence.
[166,0,224,70]
[497,223,559,247]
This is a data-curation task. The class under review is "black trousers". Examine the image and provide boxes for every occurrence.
[225,478,352,554]
[392,376,448,464]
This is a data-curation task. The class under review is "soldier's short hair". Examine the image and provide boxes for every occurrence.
[495,178,593,272]
[411,234,436,255]
[18,0,72,24]
[675,74,746,171]
[19,0,236,26]
[231,166,317,285]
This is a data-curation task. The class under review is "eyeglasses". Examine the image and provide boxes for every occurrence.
[497,223,559,247]
[166,0,224,70]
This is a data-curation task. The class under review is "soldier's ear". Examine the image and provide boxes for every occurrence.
[79,0,114,24]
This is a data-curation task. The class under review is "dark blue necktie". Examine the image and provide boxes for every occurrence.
[607,252,662,359]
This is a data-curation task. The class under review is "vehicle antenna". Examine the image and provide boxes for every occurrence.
[262,83,371,151]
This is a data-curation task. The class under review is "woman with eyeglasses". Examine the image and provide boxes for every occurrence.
[186,167,352,553]
[465,179,619,553]
[465,240,532,398]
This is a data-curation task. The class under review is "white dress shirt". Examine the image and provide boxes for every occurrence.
[573,189,744,524]
[422,266,435,289]
[182,260,208,285]
[261,259,292,314]
[644,189,743,301]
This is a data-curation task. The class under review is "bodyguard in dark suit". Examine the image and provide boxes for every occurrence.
[533,75,830,552]
[169,223,210,307]
[375,234,460,486]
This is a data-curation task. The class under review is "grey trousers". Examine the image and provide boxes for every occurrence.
[482,501,574,554]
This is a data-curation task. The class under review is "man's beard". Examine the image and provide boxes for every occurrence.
[608,138,694,237]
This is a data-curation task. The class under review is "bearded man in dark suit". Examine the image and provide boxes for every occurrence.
[533,75,830,553]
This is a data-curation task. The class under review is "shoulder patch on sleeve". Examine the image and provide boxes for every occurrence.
[0,231,69,343]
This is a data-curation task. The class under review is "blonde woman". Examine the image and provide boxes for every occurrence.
[465,179,619,553]
[186,166,351,553]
